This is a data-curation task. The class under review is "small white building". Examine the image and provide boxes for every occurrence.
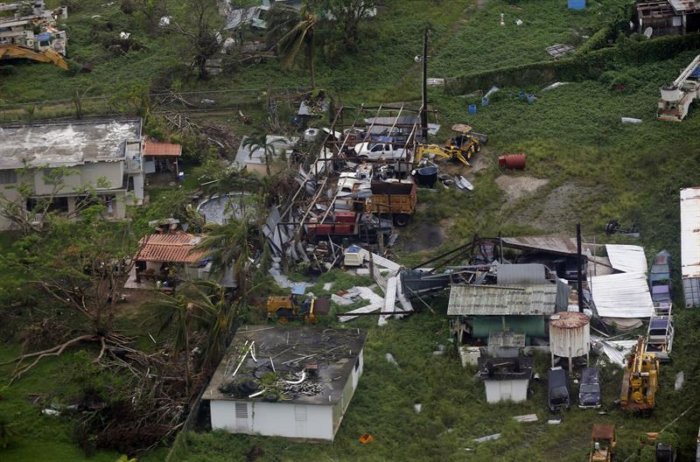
[0,118,145,230]
[477,356,533,404]
[203,326,367,441]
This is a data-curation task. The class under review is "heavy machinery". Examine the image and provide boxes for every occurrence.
[0,1,69,70]
[589,424,616,462]
[620,336,659,413]
[413,124,482,168]
[266,295,330,324]
[658,54,700,122]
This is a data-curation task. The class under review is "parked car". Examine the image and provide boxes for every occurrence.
[353,142,407,161]
[548,366,570,412]
[578,367,602,409]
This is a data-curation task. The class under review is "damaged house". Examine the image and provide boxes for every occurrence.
[0,118,145,230]
[203,326,366,441]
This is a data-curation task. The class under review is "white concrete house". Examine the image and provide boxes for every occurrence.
[203,326,367,441]
[0,118,144,230]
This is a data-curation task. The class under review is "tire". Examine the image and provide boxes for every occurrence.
[277,308,293,324]
[394,214,410,227]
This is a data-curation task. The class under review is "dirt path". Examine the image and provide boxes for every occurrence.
[495,175,549,203]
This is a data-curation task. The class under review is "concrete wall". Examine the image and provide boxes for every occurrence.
[210,400,334,440]
[484,379,529,403]
[32,163,125,196]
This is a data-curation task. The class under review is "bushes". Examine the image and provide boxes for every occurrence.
[446,33,700,95]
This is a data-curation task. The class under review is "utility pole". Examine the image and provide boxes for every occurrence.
[421,27,429,143]
[576,223,584,313]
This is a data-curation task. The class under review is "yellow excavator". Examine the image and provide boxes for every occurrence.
[0,45,68,70]
[620,336,659,413]
[413,124,481,168]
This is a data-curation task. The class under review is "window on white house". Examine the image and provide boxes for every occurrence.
[0,170,17,185]
[235,402,248,419]
[294,405,307,422]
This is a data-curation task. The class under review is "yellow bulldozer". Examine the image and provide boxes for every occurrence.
[266,295,330,324]
[413,124,482,168]
[620,336,659,413]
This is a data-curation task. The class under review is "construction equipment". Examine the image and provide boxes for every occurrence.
[589,424,616,462]
[266,295,330,324]
[658,54,700,122]
[620,336,659,413]
[0,1,69,70]
[413,124,481,168]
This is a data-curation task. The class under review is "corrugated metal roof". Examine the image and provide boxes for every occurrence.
[588,272,654,318]
[135,233,205,264]
[447,284,557,316]
[143,139,182,157]
[680,187,700,279]
[669,0,700,13]
[497,263,547,285]
[605,244,648,274]
[500,236,595,256]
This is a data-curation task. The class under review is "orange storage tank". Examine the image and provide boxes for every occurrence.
[498,153,526,170]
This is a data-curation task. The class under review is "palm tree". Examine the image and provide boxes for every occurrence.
[146,293,200,396]
[242,131,278,176]
[268,2,319,88]
[196,218,258,295]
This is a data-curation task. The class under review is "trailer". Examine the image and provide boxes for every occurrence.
[365,180,417,226]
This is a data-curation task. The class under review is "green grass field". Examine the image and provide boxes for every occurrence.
[2,0,700,460]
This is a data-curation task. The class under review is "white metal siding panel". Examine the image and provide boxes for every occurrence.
[589,272,654,318]
[681,188,700,307]
[605,244,648,274]
[484,379,528,403]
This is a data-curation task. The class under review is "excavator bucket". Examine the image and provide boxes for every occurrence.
[0,45,69,70]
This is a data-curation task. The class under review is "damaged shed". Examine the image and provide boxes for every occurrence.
[203,326,367,441]
[448,284,560,341]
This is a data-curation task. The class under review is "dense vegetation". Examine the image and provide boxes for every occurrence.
[1,0,700,461]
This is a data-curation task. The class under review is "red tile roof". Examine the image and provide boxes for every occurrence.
[143,139,182,157]
[135,233,206,264]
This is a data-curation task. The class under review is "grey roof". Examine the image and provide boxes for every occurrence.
[0,119,142,169]
[497,263,547,286]
[203,326,367,405]
[447,284,558,316]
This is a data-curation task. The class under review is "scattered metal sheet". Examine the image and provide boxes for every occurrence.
[589,272,654,318]
[378,276,398,326]
[546,43,575,59]
[605,244,648,273]
[591,336,637,367]
[513,414,538,423]
[474,433,502,443]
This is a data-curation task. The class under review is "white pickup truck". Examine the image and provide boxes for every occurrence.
[353,142,408,161]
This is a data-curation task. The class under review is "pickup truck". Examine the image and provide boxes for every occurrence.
[353,142,408,161]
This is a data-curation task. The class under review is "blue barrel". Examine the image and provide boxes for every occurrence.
[468,104,477,114]
[568,0,585,10]
[481,96,490,106]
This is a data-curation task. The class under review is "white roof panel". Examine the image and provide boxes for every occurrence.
[680,187,700,279]
[605,244,648,274]
[589,272,654,318]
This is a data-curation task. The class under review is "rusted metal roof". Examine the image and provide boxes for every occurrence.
[143,139,182,157]
[669,0,700,13]
[591,424,615,441]
[500,236,595,256]
[550,311,589,329]
[447,284,557,316]
[135,233,205,264]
